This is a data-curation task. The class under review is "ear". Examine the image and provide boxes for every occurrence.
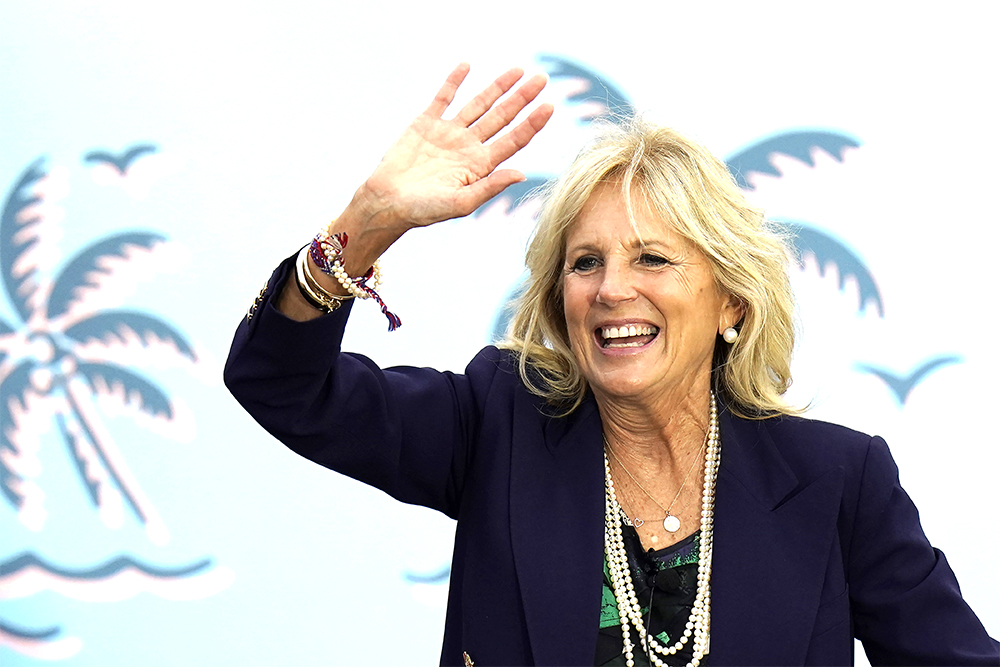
[718,293,746,334]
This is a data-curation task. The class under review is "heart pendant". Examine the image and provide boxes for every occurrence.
[663,514,681,533]
[633,518,644,527]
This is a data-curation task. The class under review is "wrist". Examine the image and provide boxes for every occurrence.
[351,179,407,233]
[306,229,401,331]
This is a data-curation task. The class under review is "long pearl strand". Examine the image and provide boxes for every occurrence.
[603,394,720,667]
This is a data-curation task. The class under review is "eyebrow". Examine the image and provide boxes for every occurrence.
[565,237,674,255]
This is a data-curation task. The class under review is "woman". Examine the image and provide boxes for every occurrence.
[225,64,998,666]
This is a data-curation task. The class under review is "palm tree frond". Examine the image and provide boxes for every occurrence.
[46,232,166,320]
[777,219,884,317]
[0,361,37,509]
[537,54,634,124]
[725,130,861,190]
[0,317,16,365]
[1,158,49,323]
[63,310,196,362]
[75,361,173,420]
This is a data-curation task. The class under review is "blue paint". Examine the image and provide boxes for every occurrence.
[47,232,167,320]
[855,355,963,405]
[83,144,157,175]
[0,552,213,580]
[538,54,634,124]
[777,219,884,317]
[726,130,861,190]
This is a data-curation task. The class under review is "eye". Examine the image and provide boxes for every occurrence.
[569,255,601,273]
[639,252,671,267]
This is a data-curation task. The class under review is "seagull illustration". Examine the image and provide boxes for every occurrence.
[855,355,963,406]
[774,219,884,317]
[82,144,157,175]
[725,130,860,191]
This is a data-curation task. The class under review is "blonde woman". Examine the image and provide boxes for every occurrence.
[225,64,997,666]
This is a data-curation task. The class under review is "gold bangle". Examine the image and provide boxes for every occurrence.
[295,246,353,313]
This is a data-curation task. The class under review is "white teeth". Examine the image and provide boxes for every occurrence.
[600,325,658,340]
[606,340,645,348]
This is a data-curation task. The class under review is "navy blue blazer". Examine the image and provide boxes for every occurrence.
[225,259,998,666]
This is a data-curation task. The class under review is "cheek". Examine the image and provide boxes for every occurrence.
[561,281,589,345]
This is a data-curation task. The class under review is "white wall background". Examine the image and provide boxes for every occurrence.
[1,2,997,664]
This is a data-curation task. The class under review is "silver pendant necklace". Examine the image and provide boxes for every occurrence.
[603,393,719,667]
[604,428,707,534]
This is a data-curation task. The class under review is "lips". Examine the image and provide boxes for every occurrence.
[597,324,660,348]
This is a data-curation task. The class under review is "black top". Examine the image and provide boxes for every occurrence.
[596,527,701,666]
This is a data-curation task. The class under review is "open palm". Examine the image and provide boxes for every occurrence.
[363,64,553,228]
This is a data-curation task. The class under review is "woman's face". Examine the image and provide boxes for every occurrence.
[562,180,742,405]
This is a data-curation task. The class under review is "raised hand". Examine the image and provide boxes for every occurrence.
[358,63,553,231]
[279,64,552,321]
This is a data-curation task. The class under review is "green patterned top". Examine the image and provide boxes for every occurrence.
[595,528,701,666]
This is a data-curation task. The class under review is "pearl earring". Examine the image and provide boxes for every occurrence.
[723,327,739,343]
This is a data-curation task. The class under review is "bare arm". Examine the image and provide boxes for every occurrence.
[276,63,553,321]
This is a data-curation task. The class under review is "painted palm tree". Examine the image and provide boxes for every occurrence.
[0,155,196,545]
[482,55,882,343]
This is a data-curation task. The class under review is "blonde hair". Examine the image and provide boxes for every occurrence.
[499,117,798,418]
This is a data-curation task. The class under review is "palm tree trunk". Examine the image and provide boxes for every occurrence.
[63,378,170,545]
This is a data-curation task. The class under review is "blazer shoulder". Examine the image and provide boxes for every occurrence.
[750,413,887,480]
[463,345,521,391]
[763,414,876,447]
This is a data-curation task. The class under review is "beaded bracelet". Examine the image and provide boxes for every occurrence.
[308,228,401,331]
[295,246,353,313]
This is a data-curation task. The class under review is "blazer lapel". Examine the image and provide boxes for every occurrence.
[710,411,845,666]
[509,393,606,667]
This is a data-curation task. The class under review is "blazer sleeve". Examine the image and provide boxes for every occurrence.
[848,436,999,665]
[224,255,505,518]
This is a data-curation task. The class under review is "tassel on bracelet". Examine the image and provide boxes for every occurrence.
[306,228,401,331]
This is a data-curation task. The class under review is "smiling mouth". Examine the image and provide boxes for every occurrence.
[597,324,660,349]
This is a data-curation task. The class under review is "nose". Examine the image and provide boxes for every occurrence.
[596,260,637,306]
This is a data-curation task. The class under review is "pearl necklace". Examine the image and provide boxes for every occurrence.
[603,394,720,667]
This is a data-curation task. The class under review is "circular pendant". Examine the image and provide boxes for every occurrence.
[663,514,681,533]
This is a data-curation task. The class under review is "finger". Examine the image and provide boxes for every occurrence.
[454,170,527,217]
[424,63,471,118]
[486,102,554,166]
[453,67,524,128]
[472,73,548,142]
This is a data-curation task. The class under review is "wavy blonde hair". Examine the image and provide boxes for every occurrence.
[499,117,798,418]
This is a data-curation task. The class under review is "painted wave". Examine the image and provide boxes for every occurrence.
[0,620,81,660]
[0,551,235,602]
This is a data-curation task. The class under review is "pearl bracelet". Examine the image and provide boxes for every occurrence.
[307,227,401,331]
[295,246,353,313]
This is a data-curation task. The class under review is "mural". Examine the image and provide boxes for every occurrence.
[0,150,232,661]
[1,5,995,662]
